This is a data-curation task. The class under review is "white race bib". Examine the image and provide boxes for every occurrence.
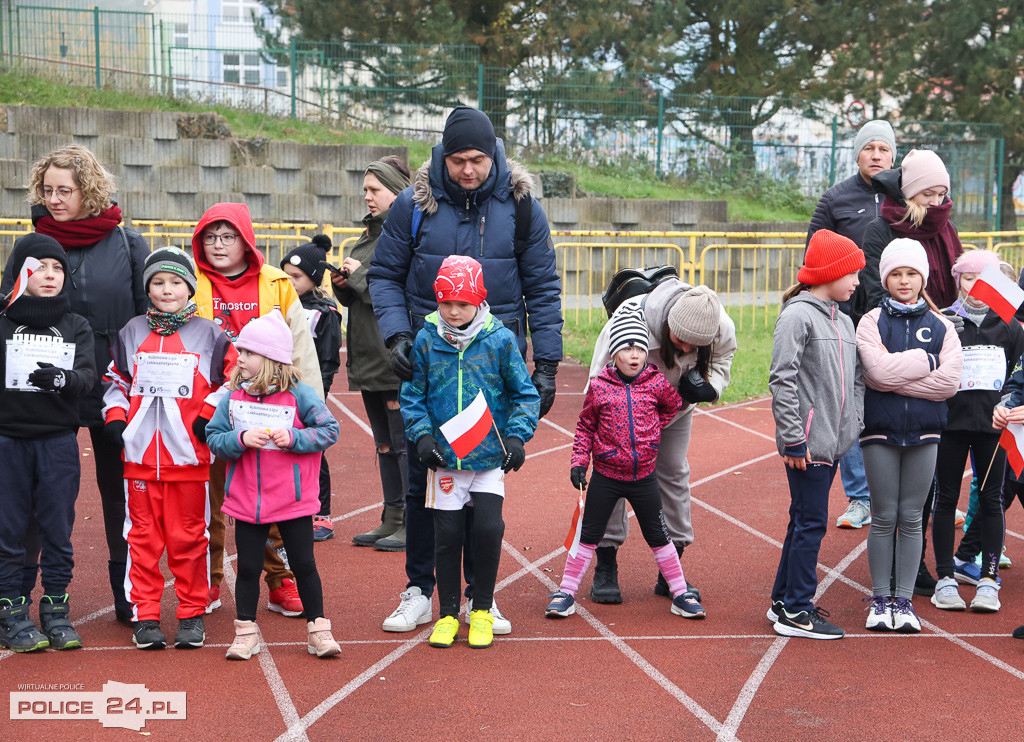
[5,338,75,392]
[229,399,295,450]
[130,352,197,398]
[959,345,1006,391]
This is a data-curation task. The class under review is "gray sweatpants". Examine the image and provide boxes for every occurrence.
[600,405,694,549]
[862,443,937,599]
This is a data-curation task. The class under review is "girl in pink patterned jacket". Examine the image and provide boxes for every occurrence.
[544,306,705,620]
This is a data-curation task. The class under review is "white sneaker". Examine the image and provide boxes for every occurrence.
[864,595,893,631]
[465,598,512,635]
[931,576,966,611]
[836,500,871,529]
[971,578,1001,612]
[891,597,922,633]
[382,587,433,632]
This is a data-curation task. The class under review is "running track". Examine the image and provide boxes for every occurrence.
[3,359,1022,739]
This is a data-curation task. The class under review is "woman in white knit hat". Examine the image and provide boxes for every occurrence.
[585,281,736,606]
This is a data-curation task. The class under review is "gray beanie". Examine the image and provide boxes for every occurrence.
[144,246,197,297]
[853,120,897,161]
[608,305,650,358]
[667,286,721,347]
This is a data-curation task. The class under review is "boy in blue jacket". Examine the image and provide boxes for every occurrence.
[401,255,539,650]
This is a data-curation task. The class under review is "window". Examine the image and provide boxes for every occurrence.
[173,22,188,48]
[277,68,288,89]
[222,0,261,24]
[223,53,261,86]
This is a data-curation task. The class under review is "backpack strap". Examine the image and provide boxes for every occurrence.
[117,225,135,274]
[410,205,424,248]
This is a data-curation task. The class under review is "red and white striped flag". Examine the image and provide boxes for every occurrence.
[6,257,42,307]
[439,389,493,459]
[968,263,1024,324]
[1000,422,1024,477]
[563,490,585,558]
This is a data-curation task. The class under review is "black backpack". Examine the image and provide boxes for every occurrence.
[601,265,679,317]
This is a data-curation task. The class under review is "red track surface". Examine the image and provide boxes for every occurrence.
[4,359,1023,739]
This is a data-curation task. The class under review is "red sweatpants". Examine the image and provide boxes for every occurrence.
[125,479,210,621]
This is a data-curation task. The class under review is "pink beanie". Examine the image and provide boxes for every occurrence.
[900,149,950,200]
[236,309,293,364]
[879,238,929,288]
[951,250,1000,286]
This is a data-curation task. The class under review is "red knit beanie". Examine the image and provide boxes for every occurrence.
[798,229,866,285]
[434,255,487,306]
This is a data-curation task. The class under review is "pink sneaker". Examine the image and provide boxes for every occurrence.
[312,515,335,542]
[268,578,304,617]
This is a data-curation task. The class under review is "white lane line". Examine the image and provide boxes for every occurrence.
[540,416,576,437]
[505,542,727,736]
[697,410,776,443]
[326,394,373,436]
[526,442,573,459]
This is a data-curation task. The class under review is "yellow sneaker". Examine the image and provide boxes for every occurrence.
[467,609,494,649]
[428,616,459,648]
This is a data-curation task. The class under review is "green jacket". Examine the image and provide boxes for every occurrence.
[334,211,401,392]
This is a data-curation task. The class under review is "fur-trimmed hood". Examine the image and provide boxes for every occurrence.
[412,138,535,215]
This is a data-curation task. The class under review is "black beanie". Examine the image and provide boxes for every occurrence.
[441,106,496,159]
[9,233,69,283]
[281,234,332,286]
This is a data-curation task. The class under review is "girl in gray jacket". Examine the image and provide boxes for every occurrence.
[769,229,865,640]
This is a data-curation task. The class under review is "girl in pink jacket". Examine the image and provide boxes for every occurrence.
[856,239,962,632]
[544,306,704,620]
[206,310,341,661]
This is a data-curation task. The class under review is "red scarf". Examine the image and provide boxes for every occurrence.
[33,204,123,248]
[880,196,963,309]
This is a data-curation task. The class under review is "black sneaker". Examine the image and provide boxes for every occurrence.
[132,620,166,650]
[914,561,938,596]
[767,599,785,624]
[773,607,844,640]
[174,616,206,649]
[1012,624,1024,639]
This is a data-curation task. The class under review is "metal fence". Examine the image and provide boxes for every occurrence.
[0,4,1007,228]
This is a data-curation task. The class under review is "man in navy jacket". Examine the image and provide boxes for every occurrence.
[368,106,562,634]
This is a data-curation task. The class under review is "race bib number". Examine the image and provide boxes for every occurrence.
[959,345,1006,391]
[229,399,295,450]
[5,338,75,392]
[130,352,197,398]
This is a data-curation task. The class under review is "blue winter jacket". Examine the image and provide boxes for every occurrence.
[367,139,563,364]
[400,311,540,470]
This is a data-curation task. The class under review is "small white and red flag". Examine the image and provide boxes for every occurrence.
[563,490,585,558]
[1000,422,1024,478]
[6,257,42,307]
[967,263,1024,324]
[439,389,494,459]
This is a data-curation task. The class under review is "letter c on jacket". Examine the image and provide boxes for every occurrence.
[916,327,932,343]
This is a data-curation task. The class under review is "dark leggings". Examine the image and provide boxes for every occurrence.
[434,492,503,619]
[581,472,670,548]
[934,430,1005,581]
[235,517,323,622]
[957,470,1024,561]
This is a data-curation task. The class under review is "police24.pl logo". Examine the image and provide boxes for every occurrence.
[11,680,186,730]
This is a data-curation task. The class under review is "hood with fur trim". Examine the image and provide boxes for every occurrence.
[411,138,535,215]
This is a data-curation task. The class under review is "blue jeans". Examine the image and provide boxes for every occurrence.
[772,463,838,613]
[839,439,870,504]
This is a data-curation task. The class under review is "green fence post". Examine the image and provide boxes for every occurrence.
[477,65,484,110]
[828,115,838,188]
[656,92,664,178]
[93,6,101,89]
[290,38,297,119]
[997,136,1005,231]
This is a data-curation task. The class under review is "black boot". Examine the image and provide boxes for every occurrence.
[914,561,937,596]
[654,543,700,601]
[0,597,49,652]
[591,546,623,604]
[39,594,83,650]
[354,506,404,547]
[108,561,133,625]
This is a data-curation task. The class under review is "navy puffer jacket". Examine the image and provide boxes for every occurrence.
[367,139,563,363]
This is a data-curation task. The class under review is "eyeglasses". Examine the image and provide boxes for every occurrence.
[203,233,239,246]
[37,186,77,201]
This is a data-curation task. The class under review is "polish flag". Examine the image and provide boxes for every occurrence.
[1000,423,1024,477]
[439,389,493,459]
[5,257,42,306]
[563,490,585,558]
[968,264,1024,324]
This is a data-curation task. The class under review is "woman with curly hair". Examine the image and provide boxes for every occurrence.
[1,144,149,625]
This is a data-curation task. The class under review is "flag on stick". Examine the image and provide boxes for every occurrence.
[967,263,1024,324]
[1000,422,1024,478]
[439,389,493,459]
[5,257,42,307]
[563,490,585,558]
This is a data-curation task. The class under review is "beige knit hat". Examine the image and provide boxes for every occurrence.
[667,286,721,346]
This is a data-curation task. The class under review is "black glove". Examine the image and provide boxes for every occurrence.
[570,466,588,490]
[192,416,210,444]
[416,434,446,471]
[27,362,66,391]
[532,361,558,419]
[388,333,414,382]
[941,308,966,335]
[678,368,717,404]
[501,437,526,473]
[104,419,127,449]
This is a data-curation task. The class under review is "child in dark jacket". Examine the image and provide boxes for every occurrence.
[545,305,704,621]
[769,229,865,640]
[0,234,96,652]
[206,309,342,661]
[103,248,238,651]
[281,235,342,542]
[856,239,962,633]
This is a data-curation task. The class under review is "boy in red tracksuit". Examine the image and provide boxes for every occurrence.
[103,248,237,651]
